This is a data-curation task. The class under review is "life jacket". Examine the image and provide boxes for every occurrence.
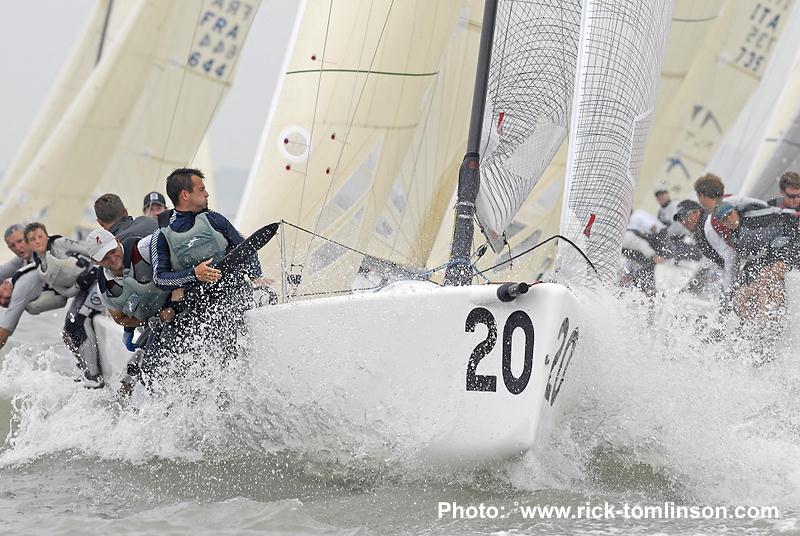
[102,237,170,320]
[11,263,37,285]
[35,235,92,296]
[161,212,228,271]
[731,206,799,256]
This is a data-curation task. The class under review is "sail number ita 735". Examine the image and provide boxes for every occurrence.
[464,307,578,404]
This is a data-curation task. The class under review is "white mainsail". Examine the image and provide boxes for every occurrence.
[366,2,482,269]
[706,2,800,195]
[558,0,675,283]
[0,0,259,236]
[237,0,464,290]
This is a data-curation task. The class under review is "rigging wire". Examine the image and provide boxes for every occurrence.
[473,233,598,276]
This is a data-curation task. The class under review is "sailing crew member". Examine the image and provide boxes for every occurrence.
[0,225,42,350]
[0,224,32,279]
[766,171,800,213]
[94,193,158,242]
[148,168,261,374]
[0,265,45,351]
[620,224,666,296]
[88,227,173,392]
[693,174,800,320]
[25,222,106,387]
[143,191,168,218]
[655,189,679,227]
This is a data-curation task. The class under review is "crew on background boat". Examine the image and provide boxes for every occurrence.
[146,168,261,377]
[142,191,168,218]
[766,170,800,213]
[88,227,172,395]
[94,193,158,242]
[25,222,106,388]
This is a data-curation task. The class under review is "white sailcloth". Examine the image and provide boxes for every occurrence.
[706,2,800,195]
[1,0,259,236]
[632,0,726,212]
[474,0,582,250]
[0,0,136,197]
[367,1,482,269]
[558,0,675,283]
[237,0,463,291]
[641,0,795,204]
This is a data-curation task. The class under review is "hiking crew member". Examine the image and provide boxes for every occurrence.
[25,222,106,387]
[94,193,158,242]
[143,191,168,218]
[694,173,800,320]
[655,189,679,227]
[88,227,172,392]
[0,224,32,279]
[147,168,261,377]
[767,170,800,213]
[0,225,42,350]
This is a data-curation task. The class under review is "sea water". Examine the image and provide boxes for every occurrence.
[0,292,798,535]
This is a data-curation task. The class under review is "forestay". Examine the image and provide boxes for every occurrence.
[558,0,674,283]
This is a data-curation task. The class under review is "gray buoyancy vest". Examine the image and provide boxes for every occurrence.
[161,212,228,271]
[35,236,92,296]
[103,238,170,320]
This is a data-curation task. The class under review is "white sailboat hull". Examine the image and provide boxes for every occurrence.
[247,281,583,461]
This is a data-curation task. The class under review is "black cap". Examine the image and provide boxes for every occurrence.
[673,200,701,222]
[143,191,167,210]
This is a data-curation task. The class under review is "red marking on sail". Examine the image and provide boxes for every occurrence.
[497,112,505,135]
[583,213,596,238]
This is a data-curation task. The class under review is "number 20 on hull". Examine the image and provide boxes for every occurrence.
[464,308,578,405]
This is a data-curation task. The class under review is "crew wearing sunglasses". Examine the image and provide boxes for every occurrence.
[767,170,800,211]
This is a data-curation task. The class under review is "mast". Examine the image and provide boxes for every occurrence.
[444,0,498,286]
[96,0,114,65]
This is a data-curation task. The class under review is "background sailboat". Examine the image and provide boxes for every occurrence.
[0,0,260,241]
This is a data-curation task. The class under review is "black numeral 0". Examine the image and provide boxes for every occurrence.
[465,307,497,391]
[502,311,534,395]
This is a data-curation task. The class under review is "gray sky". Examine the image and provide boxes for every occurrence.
[0,0,298,178]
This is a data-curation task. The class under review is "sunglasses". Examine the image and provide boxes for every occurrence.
[784,192,800,199]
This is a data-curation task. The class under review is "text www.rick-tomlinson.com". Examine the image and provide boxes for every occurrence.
[437,501,780,521]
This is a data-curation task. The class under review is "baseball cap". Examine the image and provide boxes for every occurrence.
[143,191,167,210]
[86,228,118,261]
[673,200,701,222]
[713,202,735,220]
